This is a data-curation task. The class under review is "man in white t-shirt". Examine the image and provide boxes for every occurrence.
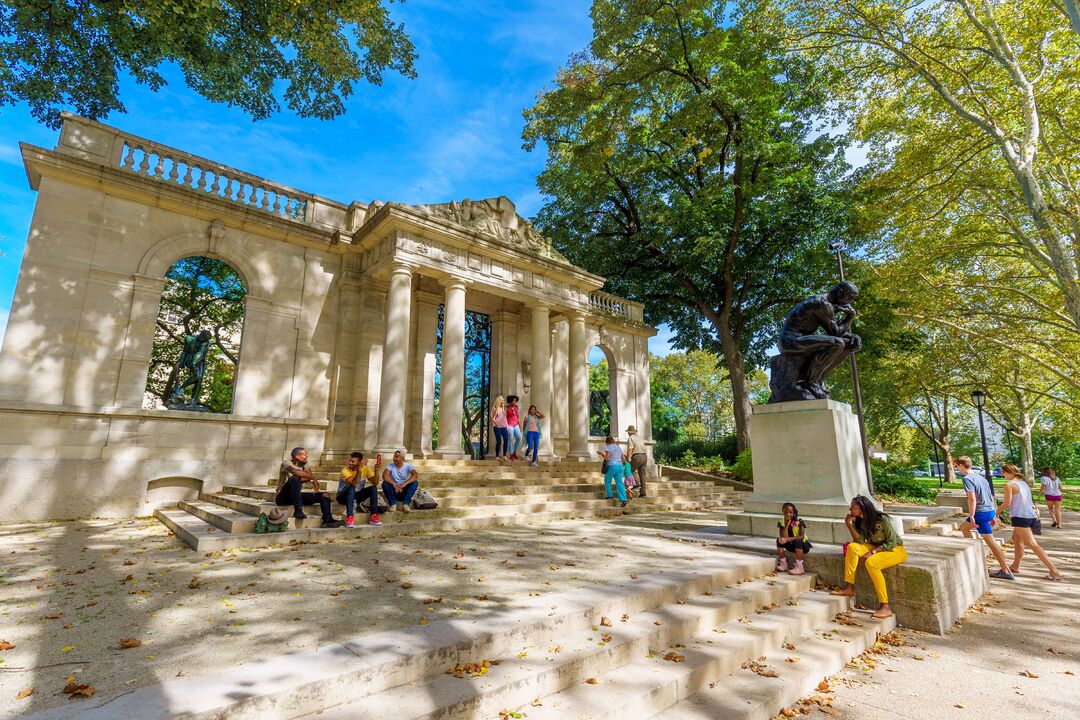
[381,449,420,512]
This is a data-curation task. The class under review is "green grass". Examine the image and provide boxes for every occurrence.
[908,477,1080,512]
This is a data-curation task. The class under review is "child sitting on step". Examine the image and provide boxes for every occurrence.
[776,502,811,575]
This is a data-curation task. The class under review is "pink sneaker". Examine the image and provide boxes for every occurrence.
[346,515,355,528]
[777,556,788,572]
[369,513,381,526]
[790,559,805,575]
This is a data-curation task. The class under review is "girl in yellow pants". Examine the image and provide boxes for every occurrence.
[832,495,907,619]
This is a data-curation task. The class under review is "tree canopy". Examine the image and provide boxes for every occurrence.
[0,0,416,127]
[524,0,854,450]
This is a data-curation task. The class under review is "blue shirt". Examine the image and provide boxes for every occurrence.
[605,444,624,465]
[962,471,995,513]
[385,463,416,485]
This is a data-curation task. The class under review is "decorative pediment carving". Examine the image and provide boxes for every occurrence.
[410,196,569,264]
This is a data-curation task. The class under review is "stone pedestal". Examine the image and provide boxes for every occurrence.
[726,399,900,544]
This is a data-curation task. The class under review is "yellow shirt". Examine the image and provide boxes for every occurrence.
[338,465,375,491]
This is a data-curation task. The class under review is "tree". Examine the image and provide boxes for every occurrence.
[523,0,850,451]
[0,0,417,127]
[145,256,246,413]
[779,0,1080,332]
[650,350,767,439]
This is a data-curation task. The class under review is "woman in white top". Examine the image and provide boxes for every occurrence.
[999,464,1062,580]
[1039,467,1064,529]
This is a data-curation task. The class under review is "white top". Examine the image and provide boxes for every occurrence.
[1040,475,1062,496]
[1007,479,1038,519]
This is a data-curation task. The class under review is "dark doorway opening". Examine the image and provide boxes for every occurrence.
[436,307,492,458]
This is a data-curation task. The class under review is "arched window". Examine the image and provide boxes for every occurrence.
[588,345,616,436]
[144,256,247,413]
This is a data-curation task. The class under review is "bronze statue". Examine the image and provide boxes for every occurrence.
[168,330,213,410]
[768,282,862,403]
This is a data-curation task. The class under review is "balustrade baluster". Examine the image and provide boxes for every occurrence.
[120,143,133,170]
[167,157,179,183]
[272,192,282,214]
[153,153,165,178]
[134,147,148,174]
[182,163,193,187]
[214,174,225,197]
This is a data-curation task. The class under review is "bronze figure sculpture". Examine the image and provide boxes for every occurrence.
[168,329,213,410]
[768,282,862,403]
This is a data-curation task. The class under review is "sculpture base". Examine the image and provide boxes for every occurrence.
[725,399,900,542]
[167,403,212,413]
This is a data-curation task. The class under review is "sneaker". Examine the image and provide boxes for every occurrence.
[403,504,412,513]
[790,559,805,575]
[345,515,355,528]
[989,569,1015,580]
[620,501,627,508]
[777,556,789,572]
[293,511,307,520]
[370,513,382,526]
[530,462,539,467]
[321,519,344,529]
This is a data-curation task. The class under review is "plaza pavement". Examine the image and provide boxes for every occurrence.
[1,509,1076,718]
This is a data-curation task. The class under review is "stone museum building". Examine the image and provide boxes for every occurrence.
[0,114,656,522]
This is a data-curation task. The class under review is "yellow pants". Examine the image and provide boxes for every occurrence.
[844,543,908,603]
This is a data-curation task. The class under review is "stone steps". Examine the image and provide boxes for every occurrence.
[28,553,780,719]
[263,477,729,490]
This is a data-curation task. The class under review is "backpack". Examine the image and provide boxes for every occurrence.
[359,490,389,514]
[254,513,289,534]
[412,488,439,510]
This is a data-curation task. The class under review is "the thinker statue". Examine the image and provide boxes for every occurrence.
[168,330,213,411]
[768,282,862,403]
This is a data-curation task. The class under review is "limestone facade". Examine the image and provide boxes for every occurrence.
[0,114,656,522]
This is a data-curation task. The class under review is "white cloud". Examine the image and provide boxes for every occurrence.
[0,143,22,167]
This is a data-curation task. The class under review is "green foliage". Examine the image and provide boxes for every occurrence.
[655,434,738,466]
[145,256,246,413]
[870,460,938,503]
[731,449,753,482]
[650,351,765,440]
[523,0,853,449]
[1014,435,1080,479]
[672,449,728,474]
[0,0,417,127]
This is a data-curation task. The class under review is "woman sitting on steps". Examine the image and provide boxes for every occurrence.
[831,495,907,619]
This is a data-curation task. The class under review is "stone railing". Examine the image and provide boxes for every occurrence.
[55,113,346,227]
[116,137,313,222]
[589,290,645,324]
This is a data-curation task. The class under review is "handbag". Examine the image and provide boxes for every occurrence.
[600,459,609,473]
[1032,515,1043,536]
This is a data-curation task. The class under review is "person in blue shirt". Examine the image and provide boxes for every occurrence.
[954,455,1014,580]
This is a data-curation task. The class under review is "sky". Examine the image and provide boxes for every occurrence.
[0,0,679,358]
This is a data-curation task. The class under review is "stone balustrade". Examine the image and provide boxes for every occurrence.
[589,290,645,324]
[117,138,313,222]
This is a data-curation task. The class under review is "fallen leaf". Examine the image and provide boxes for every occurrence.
[62,683,96,698]
[0,641,14,651]
[422,597,443,605]
[123,559,135,566]
[955,703,965,709]
[1019,670,1039,678]
[663,652,685,663]
[786,657,801,663]
[601,633,612,643]
[531,697,543,707]
[400,582,414,589]
[16,688,33,700]
[654,620,664,626]
[454,552,464,559]
[585,677,599,685]
[119,638,142,649]
[817,680,831,692]
[60,645,76,653]
[453,564,467,571]
[516,550,528,557]
[476,594,489,601]
[600,616,612,627]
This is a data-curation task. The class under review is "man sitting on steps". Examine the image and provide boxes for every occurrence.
[276,447,344,528]
[382,449,419,512]
[338,451,382,527]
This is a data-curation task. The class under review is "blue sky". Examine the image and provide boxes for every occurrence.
[0,0,677,357]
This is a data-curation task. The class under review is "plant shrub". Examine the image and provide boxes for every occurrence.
[731,449,753,482]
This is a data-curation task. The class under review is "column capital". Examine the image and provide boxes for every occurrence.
[440,277,468,292]
[388,261,415,278]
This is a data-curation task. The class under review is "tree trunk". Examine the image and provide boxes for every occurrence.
[715,319,752,452]
[939,434,956,485]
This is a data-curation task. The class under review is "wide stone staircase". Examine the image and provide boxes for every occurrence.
[156,459,745,551]
[37,550,894,720]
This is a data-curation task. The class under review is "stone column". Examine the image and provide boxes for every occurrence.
[435,279,468,458]
[530,303,555,459]
[375,263,414,453]
[567,312,591,459]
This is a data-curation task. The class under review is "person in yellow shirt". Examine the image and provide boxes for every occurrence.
[337,451,383,527]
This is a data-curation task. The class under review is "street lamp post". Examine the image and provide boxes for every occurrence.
[971,389,992,482]
[829,241,874,495]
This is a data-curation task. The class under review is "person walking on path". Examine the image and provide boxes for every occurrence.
[1001,464,1063,580]
[601,435,627,507]
[490,396,509,463]
[522,405,544,466]
[1040,467,1064,529]
[954,455,1015,580]
[624,425,648,498]
[832,495,907,619]
[505,395,522,461]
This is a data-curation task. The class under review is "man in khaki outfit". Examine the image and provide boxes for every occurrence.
[625,426,648,498]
